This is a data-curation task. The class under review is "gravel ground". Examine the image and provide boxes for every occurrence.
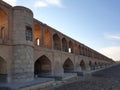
[53,65,120,90]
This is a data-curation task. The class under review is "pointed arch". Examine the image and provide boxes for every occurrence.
[63,58,74,72]
[0,56,7,82]
[53,34,61,50]
[34,55,51,76]
[95,62,97,66]
[62,38,68,52]
[94,62,97,69]
[80,60,86,70]
[89,61,92,70]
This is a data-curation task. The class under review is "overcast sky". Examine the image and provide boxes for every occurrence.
[3,0,120,61]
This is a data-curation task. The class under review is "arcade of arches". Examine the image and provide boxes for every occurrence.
[0,1,115,83]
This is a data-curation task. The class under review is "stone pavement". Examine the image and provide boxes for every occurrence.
[52,65,120,90]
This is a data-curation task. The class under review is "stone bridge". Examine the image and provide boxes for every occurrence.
[0,0,115,85]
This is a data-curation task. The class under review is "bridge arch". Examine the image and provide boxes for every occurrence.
[63,58,74,73]
[34,55,52,77]
[53,33,61,50]
[94,61,97,69]
[89,61,92,70]
[62,38,68,52]
[98,62,101,68]
[0,56,7,82]
[80,60,86,71]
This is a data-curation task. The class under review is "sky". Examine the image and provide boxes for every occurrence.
[3,0,120,61]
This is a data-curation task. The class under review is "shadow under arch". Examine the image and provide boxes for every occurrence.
[89,61,92,70]
[63,58,74,73]
[0,56,7,82]
[80,60,86,71]
[34,55,52,77]
[93,62,97,70]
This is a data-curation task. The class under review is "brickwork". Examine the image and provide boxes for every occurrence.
[0,0,115,84]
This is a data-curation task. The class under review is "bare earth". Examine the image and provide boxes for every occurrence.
[46,65,120,90]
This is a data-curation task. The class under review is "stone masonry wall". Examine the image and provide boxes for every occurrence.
[12,45,34,82]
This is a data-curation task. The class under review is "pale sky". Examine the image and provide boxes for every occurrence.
[3,0,120,61]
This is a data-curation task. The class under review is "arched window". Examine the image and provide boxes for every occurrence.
[69,41,74,53]
[36,38,40,46]
[34,55,51,77]
[63,58,74,72]
[62,38,68,52]
[26,26,33,41]
[53,34,61,50]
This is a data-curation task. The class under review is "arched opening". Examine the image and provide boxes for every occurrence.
[99,63,103,68]
[98,62,101,68]
[53,34,61,50]
[89,61,92,70]
[0,56,7,82]
[80,60,86,70]
[0,8,8,42]
[74,43,78,54]
[94,62,97,69]
[34,23,42,46]
[69,41,74,53]
[36,38,40,46]
[62,38,68,52]
[34,55,51,77]
[63,58,74,73]
[44,29,52,48]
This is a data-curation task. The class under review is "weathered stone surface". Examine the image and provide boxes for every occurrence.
[0,0,115,84]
